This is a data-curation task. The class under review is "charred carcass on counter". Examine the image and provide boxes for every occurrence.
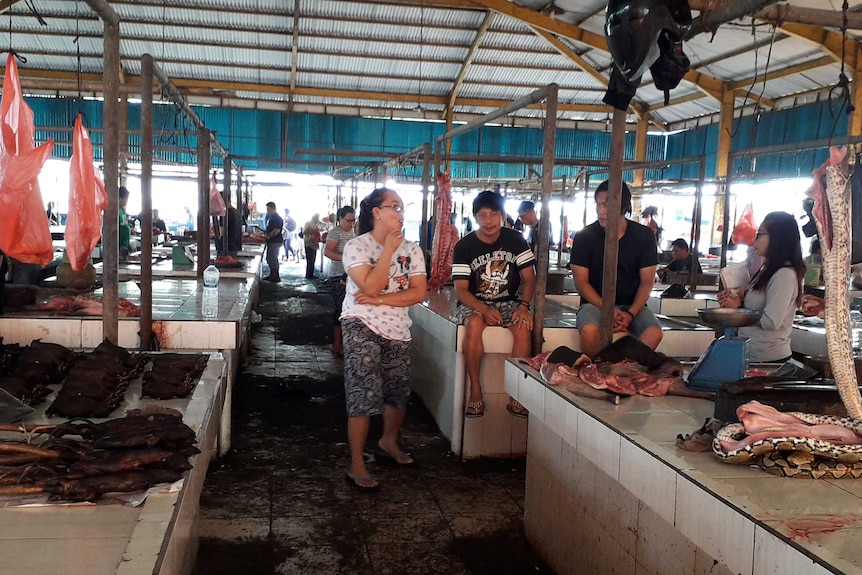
[0,411,197,501]
[46,340,148,418]
[141,353,209,400]
[0,340,79,405]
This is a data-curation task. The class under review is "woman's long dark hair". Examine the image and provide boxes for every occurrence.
[749,211,806,305]
[357,188,393,235]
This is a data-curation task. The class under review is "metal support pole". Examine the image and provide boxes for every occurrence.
[86,0,120,344]
[531,85,558,355]
[690,157,706,292]
[599,108,628,351]
[420,142,432,251]
[140,55,154,350]
[720,174,732,269]
[149,58,227,157]
[557,174,566,269]
[197,128,211,278]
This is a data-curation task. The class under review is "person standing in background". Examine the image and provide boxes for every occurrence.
[118,186,131,260]
[341,187,426,491]
[152,209,167,234]
[282,208,298,262]
[324,206,356,357]
[641,206,662,247]
[517,200,539,254]
[183,206,195,232]
[263,202,283,282]
[46,201,60,226]
[303,213,323,279]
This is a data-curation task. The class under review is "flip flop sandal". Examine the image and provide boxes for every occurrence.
[465,400,485,418]
[506,400,529,419]
[345,472,380,492]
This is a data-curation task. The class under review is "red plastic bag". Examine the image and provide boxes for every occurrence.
[66,113,107,271]
[0,54,55,266]
[209,175,225,216]
[731,204,757,246]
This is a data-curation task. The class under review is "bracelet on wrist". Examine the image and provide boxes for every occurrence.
[624,309,635,319]
[518,300,531,311]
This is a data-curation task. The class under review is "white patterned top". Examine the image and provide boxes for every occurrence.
[327,225,356,278]
[340,233,426,341]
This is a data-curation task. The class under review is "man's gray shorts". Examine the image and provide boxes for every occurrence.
[575,303,660,338]
[455,300,521,327]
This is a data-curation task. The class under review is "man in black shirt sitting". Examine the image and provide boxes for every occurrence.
[569,180,663,358]
[659,238,701,283]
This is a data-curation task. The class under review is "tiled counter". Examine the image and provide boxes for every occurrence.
[0,276,259,456]
[0,354,227,575]
[409,289,716,460]
[506,358,859,575]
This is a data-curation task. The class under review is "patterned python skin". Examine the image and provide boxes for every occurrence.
[713,414,862,479]
[712,148,862,478]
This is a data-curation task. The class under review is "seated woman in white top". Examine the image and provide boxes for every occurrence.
[717,211,806,362]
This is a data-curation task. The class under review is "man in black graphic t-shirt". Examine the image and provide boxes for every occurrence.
[452,191,536,419]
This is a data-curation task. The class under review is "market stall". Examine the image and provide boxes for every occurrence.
[0,351,226,575]
[506,357,860,574]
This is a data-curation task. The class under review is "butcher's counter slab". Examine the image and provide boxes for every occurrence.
[0,353,226,575]
[506,358,861,575]
[0,277,259,456]
[409,289,716,460]
[94,254,263,280]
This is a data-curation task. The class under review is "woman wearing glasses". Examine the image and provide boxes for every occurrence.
[340,187,427,491]
[325,205,357,357]
[717,211,806,362]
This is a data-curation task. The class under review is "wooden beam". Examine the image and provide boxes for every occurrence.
[443,10,493,121]
[852,44,862,137]
[726,56,836,91]
[289,0,300,111]
[633,114,649,187]
[735,90,775,109]
[529,27,607,87]
[0,1,25,14]
[779,22,857,68]
[688,1,862,31]
[683,70,724,102]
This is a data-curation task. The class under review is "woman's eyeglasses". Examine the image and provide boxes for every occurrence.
[343,218,356,223]
[755,231,769,239]
[379,204,404,213]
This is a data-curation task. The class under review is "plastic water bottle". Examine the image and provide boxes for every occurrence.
[851,305,862,356]
[202,261,219,318]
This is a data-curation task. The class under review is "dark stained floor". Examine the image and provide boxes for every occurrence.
[192,259,554,575]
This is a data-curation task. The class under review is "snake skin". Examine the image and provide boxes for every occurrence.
[712,149,862,478]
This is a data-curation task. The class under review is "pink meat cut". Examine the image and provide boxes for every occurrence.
[717,401,862,452]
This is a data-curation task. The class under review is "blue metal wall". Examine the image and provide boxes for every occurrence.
[29,96,843,183]
[664,100,846,180]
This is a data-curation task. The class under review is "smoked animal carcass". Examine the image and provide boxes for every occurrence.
[141,353,209,400]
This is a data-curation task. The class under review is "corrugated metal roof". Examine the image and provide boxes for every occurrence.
[9,0,861,134]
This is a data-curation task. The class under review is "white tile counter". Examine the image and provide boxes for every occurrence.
[0,276,260,457]
[409,289,716,460]
[0,354,227,575]
[506,358,861,575]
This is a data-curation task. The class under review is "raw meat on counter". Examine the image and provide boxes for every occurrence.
[25,295,141,317]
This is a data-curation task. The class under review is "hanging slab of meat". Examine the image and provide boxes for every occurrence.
[66,113,108,271]
[428,172,459,291]
[0,54,55,266]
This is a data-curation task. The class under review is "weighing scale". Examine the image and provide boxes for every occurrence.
[687,308,763,392]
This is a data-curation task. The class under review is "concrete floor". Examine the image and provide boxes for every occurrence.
[192,259,553,575]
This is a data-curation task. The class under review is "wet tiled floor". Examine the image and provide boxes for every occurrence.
[193,260,553,575]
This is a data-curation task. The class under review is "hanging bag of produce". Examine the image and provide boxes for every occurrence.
[731,203,757,246]
[209,174,226,216]
[0,54,55,266]
[66,113,107,271]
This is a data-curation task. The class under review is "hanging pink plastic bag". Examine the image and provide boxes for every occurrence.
[0,54,55,266]
[209,175,225,216]
[731,203,757,246]
[66,113,107,271]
